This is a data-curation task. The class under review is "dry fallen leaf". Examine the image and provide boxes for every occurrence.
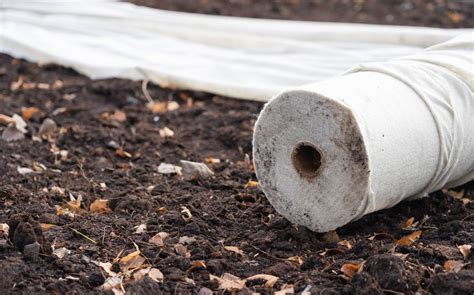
[100,276,123,292]
[38,118,58,138]
[442,189,464,200]
[210,273,245,291]
[175,243,191,258]
[90,199,112,213]
[115,148,132,159]
[111,110,127,122]
[119,250,146,271]
[157,163,182,175]
[444,260,464,273]
[134,224,147,234]
[188,261,207,271]
[447,12,464,24]
[323,230,341,243]
[275,286,295,295]
[159,127,174,138]
[246,274,279,288]
[287,256,304,266]
[21,107,41,121]
[181,207,192,221]
[53,247,71,259]
[40,223,56,232]
[340,262,363,278]
[0,114,14,125]
[224,246,244,256]
[402,217,415,229]
[17,166,34,175]
[205,157,221,164]
[338,240,353,250]
[149,232,169,247]
[133,267,164,283]
[147,101,179,113]
[458,244,471,259]
[245,180,259,188]
[148,268,165,283]
[396,230,422,246]
[180,160,214,181]
[0,223,9,237]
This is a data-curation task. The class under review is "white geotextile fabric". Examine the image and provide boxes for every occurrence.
[0,0,471,101]
[1,0,473,232]
[253,34,474,232]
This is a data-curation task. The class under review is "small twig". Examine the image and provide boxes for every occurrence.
[69,227,97,244]
[461,213,474,221]
[247,244,286,262]
[141,80,154,104]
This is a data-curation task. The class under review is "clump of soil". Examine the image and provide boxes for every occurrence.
[0,1,473,294]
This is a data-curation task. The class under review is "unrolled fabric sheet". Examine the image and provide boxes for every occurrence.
[0,0,471,100]
[1,0,473,231]
[253,34,474,232]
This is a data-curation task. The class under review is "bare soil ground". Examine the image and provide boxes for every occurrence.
[0,1,473,294]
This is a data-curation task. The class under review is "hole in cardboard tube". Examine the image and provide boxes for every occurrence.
[292,142,323,179]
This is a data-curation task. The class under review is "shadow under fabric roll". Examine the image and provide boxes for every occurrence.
[253,34,474,232]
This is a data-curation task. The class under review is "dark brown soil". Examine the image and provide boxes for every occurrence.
[1,1,473,294]
[130,0,474,28]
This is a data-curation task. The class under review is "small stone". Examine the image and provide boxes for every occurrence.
[87,272,105,287]
[23,242,40,261]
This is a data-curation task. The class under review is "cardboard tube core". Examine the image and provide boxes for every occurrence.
[292,142,322,179]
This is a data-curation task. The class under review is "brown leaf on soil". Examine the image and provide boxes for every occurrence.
[21,107,41,120]
[38,118,58,138]
[224,246,244,256]
[322,230,341,243]
[458,244,471,259]
[210,273,245,291]
[287,256,303,266]
[402,217,415,229]
[147,268,164,283]
[66,197,82,212]
[245,180,259,188]
[447,12,464,24]
[133,267,164,283]
[337,240,353,250]
[205,156,221,164]
[175,243,191,258]
[444,260,464,273]
[181,207,192,221]
[246,274,279,288]
[115,148,132,159]
[119,250,145,271]
[40,223,56,231]
[149,232,169,247]
[90,199,112,213]
[111,110,127,122]
[396,230,421,246]
[188,261,207,271]
[2,125,25,142]
[180,160,214,181]
[340,262,363,278]
[0,114,14,125]
[442,189,464,199]
[0,223,9,237]
[159,127,174,138]
[146,101,179,113]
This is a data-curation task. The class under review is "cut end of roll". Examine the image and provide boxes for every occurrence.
[291,142,323,179]
[253,89,371,232]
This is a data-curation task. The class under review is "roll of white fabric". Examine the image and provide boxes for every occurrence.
[253,34,474,232]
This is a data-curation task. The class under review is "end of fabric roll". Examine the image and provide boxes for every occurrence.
[253,88,372,232]
[291,142,324,180]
